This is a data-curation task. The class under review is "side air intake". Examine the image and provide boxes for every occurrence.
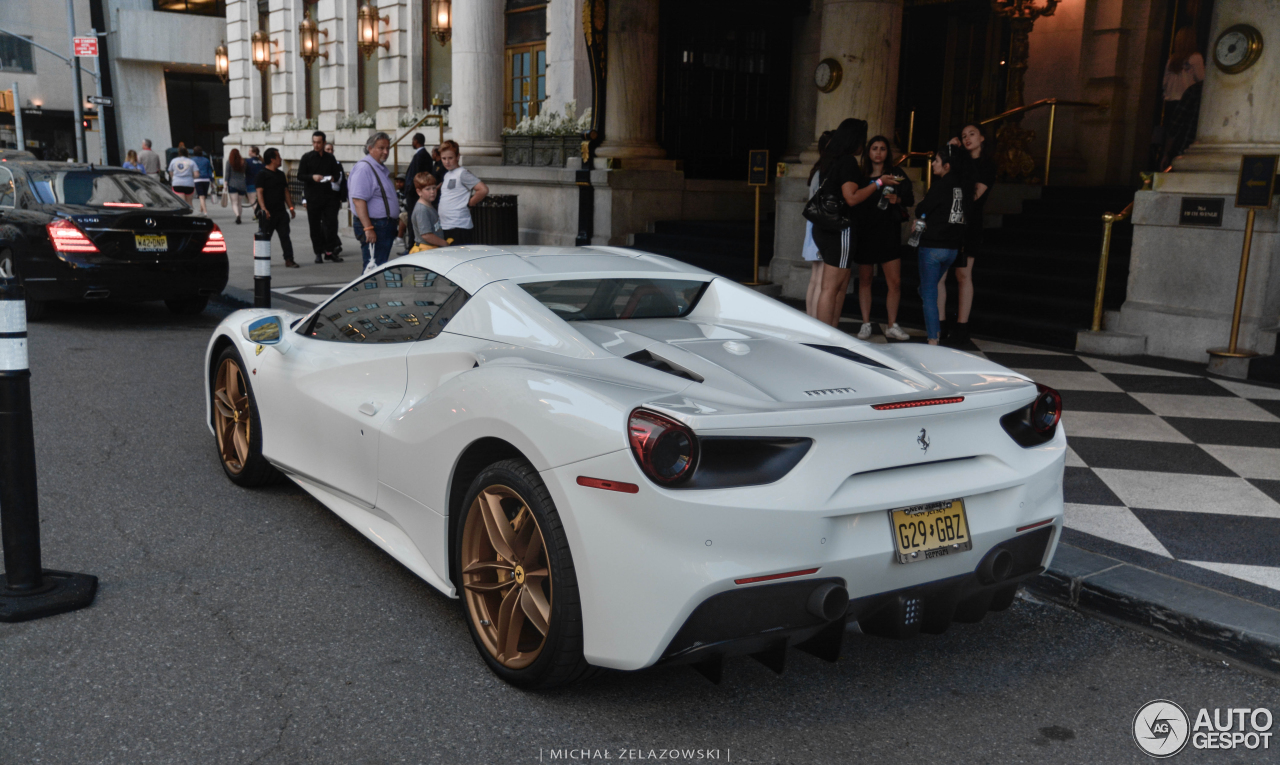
[624,349,704,383]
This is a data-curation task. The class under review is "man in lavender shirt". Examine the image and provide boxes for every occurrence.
[348,131,401,271]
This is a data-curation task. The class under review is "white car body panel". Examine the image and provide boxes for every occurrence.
[204,245,1066,671]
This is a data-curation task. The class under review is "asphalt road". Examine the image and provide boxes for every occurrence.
[2,299,1276,765]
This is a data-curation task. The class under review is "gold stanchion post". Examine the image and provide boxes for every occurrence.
[1207,155,1278,367]
[744,149,770,286]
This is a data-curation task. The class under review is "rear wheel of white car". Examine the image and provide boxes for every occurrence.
[212,346,278,487]
[457,459,594,689]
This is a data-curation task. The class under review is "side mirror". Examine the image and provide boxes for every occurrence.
[242,315,283,344]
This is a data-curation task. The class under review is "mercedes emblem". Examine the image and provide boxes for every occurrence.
[145,218,156,228]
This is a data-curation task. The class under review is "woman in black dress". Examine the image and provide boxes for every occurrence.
[810,119,898,327]
[938,123,995,344]
[853,136,913,341]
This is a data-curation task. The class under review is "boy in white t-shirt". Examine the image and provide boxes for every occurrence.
[435,140,489,245]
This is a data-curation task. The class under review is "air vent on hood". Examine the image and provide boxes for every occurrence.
[804,344,892,369]
[624,349,703,383]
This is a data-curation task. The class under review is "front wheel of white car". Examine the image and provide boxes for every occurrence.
[211,346,279,487]
[456,459,595,689]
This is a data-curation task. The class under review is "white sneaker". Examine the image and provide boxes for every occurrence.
[885,323,910,341]
[856,323,873,340]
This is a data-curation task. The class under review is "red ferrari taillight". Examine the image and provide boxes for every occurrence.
[628,409,698,486]
[1031,383,1062,433]
[47,218,99,253]
[202,223,227,254]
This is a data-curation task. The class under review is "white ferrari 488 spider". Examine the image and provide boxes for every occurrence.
[204,245,1065,688]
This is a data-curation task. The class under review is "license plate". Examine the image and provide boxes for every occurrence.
[135,234,168,252]
[889,498,973,564]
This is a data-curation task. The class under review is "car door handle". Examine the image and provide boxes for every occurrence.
[358,402,380,416]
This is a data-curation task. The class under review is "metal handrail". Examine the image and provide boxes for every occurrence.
[390,113,446,176]
[895,151,933,191]
[980,98,1103,186]
[1090,202,1134,332]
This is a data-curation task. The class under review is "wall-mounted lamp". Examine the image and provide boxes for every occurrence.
[430,0,451,46]
[214,41,229,83]
[357,1,390,59]
[299,11,329,67]
[251,30,279,72]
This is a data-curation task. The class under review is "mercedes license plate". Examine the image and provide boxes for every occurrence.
[135,234,168,252]
[889,498,972,564]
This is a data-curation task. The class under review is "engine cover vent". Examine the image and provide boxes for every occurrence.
[624,349,704,383]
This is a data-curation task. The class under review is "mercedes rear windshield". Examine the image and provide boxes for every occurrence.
[519,278,709,321]
[25,169,188,211]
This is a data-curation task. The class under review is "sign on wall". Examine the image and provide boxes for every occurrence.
[1178,197,1224,227]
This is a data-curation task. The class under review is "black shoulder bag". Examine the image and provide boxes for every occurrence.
[802,173,850,232]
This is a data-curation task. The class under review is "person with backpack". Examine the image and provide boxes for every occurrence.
[244,146,265,218]
[912,144,971,345]
[805,118,897,328]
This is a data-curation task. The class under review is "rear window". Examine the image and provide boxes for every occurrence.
[25,170,187,211]
[519,278,708,321]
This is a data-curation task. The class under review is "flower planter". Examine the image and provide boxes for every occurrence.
[502,135,581,167]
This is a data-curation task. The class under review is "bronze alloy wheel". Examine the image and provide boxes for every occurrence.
[213,356,252,475]
[460,485,553,669]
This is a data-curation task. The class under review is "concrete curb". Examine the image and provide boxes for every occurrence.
[1026,544,1280,677]
[216,286,315,313]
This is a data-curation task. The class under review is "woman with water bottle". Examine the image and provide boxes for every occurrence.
[910,144,972,345]
[852,136,913,341]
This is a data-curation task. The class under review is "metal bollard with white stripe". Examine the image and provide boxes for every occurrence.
[0,278,97,622]
[253,230,272,309]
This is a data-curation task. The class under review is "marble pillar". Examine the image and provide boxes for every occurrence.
[595,0,665,160]
[784,6,821,162]
[451,0,504,160]
[546,0,593,115]
[1173,0,1280,174]
[811,0,902,151]
[268,0,295,132]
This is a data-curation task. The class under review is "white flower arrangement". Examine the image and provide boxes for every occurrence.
[241,118,270,132]
[285,117,318,131]
[502,100,593,137]
[336,111,376,130]
[399,108,449,128]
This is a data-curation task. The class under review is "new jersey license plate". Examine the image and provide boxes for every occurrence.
[889,498,972,564]
[135,234,168,252]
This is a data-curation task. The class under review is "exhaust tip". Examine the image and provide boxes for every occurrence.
[83,289,110,299]
[807,582,849,622]
[978,548,1015,585]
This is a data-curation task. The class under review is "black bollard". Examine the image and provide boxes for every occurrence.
[0,278,97,622]
[254,230,272,308]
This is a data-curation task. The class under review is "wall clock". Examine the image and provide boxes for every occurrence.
[1213,24,1263,74]
[814,58,842,93]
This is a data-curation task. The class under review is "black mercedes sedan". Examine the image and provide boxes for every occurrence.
[0,153,228,318]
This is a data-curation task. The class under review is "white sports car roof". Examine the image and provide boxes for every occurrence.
[393,245,713,294]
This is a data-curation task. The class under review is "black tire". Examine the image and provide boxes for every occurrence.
[456,458,595,689]
[211,346,279,487]
[166,295,209,315]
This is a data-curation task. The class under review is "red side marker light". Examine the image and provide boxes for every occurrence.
[1016,518,1054,533]
[735,568,820,585]
[577,476,639,494]
[871,396,965,411]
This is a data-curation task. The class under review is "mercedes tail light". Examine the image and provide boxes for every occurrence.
[47,218,99,254]
[628,409,698,486]
[202,223,227,254]
[1031,383,1062,433]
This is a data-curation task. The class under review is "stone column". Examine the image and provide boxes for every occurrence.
[595,0,665,160]
[1173,0,1280,173]
[316,0,344,133]
[810,0,902,152]
[546,0,592,115]
[226,0,252,132]
[785,6,821,162]
[268,0,295,132]
[376,0,410,132]
[451,0,504,161]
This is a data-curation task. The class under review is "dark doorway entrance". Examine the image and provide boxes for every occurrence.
[165,72,230,173]
[896,0,1008,154]
[656,0,802,180]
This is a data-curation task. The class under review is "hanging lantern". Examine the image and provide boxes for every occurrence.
[357,1,390,59]
[430,0,452,46]
[251,30,278,73]
[214,41,229,83]
[298,10,328,67]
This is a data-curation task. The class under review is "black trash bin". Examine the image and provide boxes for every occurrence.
[471,194,519,245]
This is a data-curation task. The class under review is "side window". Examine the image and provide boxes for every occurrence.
[304,265,467,343]
[0,167,14,208]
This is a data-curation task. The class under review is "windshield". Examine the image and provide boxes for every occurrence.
[25,170,188,211]
[519,278,709,321]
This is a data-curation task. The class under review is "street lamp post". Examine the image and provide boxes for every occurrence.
[66,0,85,162]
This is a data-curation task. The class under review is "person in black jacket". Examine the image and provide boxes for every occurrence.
[913,144,971,345]
[938,122,994,344]
[853,136,913,341]
[297,131,345,263]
